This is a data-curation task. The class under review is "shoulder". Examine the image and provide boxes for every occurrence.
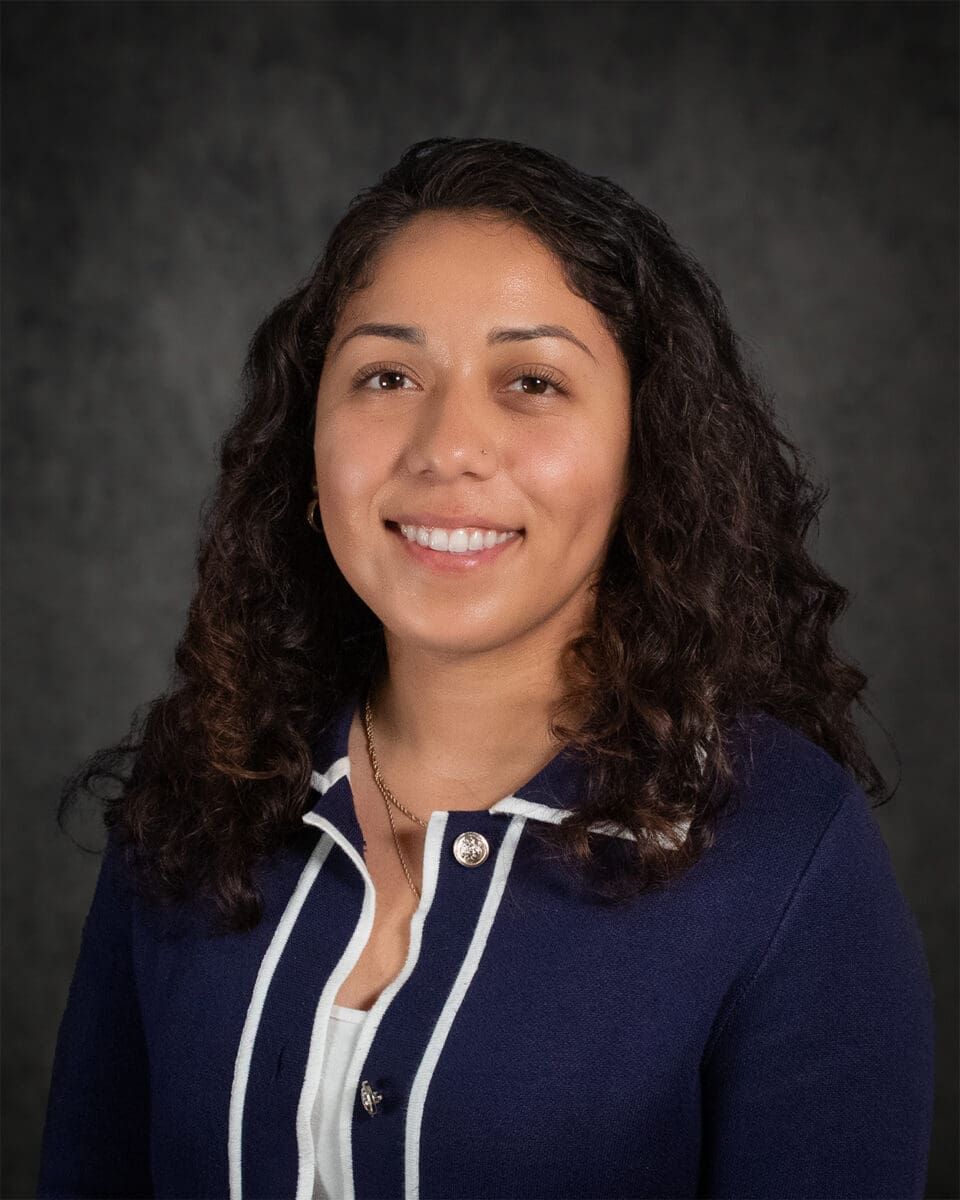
[722,706,862,842]
[701,707,886,921]
[697,710,929,1023]
[730,706,854,813]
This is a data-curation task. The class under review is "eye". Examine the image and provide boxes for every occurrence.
[350,362,418,391]
[504,367,569,398]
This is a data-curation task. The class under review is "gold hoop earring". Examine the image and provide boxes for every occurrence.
[306,498,322,533]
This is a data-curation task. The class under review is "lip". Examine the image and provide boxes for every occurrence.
[385,513,523,534]
[386,521,523,572]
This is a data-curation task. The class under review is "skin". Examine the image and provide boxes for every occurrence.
[313,211,633,1009]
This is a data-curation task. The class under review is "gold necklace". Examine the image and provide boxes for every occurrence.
[363,694,425,900]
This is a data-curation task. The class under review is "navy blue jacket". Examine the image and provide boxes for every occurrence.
[38,694,936,1199]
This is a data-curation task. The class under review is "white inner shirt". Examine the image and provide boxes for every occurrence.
[312,1004,370,1200]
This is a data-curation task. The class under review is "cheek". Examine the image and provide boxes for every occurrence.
[525,426,628,535]
[313,417,391,523]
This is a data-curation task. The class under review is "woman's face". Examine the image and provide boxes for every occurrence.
[313,212,632,661]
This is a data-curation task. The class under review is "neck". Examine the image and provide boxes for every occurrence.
[365,630,578,804]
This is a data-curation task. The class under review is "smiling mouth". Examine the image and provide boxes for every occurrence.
[384,520,524,562]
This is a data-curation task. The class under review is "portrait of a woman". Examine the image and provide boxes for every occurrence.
[37,136,936,1199]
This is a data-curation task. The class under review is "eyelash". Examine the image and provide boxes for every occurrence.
[348,361,569,397]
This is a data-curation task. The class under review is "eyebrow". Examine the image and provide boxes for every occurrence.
[329,321,597,363]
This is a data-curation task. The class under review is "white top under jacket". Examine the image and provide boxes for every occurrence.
[312,1004,370,1200]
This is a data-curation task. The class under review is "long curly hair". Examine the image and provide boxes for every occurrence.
[59,136,893,931]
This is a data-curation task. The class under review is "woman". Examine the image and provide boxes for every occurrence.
[38,137,935,1200]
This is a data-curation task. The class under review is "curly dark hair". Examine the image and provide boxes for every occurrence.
[59,135,893,931]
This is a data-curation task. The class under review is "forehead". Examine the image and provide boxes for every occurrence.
[342,212,603,336]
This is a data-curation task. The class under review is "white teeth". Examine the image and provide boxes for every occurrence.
[398,524,519,554]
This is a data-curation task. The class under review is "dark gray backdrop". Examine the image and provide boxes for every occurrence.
[3,2,957,1196]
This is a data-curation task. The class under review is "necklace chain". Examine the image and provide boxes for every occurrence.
[363,693,425,900]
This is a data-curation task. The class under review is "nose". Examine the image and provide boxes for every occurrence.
[402,383,496,481]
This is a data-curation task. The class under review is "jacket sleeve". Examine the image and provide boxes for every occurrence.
[699,782,936,1200]
[37,827,153,1198]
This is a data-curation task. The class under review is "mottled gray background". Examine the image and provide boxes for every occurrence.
[2,2,957,1196]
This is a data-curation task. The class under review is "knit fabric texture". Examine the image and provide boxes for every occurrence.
[37,695,936,1199]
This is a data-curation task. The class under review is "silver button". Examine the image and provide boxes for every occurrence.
[360,1079,382,1116]
[452,831,490,867]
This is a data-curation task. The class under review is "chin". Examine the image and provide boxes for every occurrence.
[382,618,517,658]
